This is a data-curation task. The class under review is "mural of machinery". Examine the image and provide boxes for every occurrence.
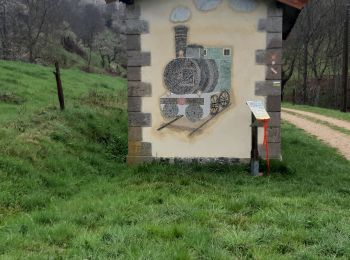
[161,25,232,123]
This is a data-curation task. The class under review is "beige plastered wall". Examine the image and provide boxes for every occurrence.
[139,0,268,159]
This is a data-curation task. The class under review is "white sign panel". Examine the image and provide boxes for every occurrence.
[246,100,270,120]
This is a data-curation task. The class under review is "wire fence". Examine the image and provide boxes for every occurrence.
[284,76,350,110]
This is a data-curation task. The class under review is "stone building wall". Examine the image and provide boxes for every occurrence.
[126,0,282,164]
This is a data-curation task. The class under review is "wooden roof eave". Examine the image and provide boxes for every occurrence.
[113,0,309,9]
[276,0,308,10]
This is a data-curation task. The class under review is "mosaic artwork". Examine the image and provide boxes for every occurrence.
[193,0,258,13]
[160,25,233,128]
[228,0,258,12]
[162,103,179,119]
[170,6,191,23]
[193,0,222,11]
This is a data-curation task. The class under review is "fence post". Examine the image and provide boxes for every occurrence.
[53,62,65,110]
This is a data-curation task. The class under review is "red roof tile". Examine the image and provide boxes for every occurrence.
[276,0,309,9]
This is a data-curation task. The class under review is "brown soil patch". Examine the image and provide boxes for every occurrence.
[282,112,350,160]
[0,92,26,104]
[283,108,350,131]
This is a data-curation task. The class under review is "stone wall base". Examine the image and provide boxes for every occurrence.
[127,157,253,165]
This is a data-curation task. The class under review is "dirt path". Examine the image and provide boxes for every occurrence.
[282,112,350,160]
[283,108,350,131]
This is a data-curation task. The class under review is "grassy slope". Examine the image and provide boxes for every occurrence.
[0,61,350,258]
[0,60,126,124]
[48,47,111,74]
[283,102,350,122]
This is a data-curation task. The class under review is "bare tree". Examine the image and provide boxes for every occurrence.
[0,0,127,74]
[283,0,349,108]
[3,0,63,62]
[0,0,17,59]
[0,0,9,59]
[78,4,104,71]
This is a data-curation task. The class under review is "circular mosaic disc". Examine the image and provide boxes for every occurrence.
[162,104,179,119]
[164,58,201,94]
[186,104,204,122]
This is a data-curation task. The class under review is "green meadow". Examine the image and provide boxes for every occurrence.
[0,60,350,259]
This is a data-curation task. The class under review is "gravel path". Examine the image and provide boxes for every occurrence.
[283,108,350,131]
[282,112,350,160]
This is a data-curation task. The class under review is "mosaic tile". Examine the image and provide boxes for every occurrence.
[229,0,258,12]
[193,0,222,11]
[170,6,191,23]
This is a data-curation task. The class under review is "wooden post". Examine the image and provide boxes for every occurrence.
[250,113,259,176]
[342,5,349,113]
[53,62,65,110]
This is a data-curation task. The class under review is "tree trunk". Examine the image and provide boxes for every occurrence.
[29,47,35,63]
[342,6,349,112]
[1,4,9,59]
[100,54,105,68]
[314,79,321,106]
[302,44,308,104]
[87,47,92,72]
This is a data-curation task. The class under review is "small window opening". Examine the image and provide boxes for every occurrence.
[223,49,231,56]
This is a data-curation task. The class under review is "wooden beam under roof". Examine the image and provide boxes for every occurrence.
[108,0,309,9]
[106,0,133,4]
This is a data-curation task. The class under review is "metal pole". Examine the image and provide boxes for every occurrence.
[250,113,260,176]
[342,5,349,113]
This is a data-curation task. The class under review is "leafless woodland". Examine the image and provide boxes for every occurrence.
[0,0,127,73]
[1,0,349,107]
[283,0,350,109]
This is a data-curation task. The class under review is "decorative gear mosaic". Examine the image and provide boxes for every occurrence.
[186,104,204,122]
[162,104,179,119]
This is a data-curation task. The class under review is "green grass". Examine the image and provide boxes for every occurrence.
[283,102,350,122]
[0,60,126,125]
[39,43,112,74]
[1,61,350,258]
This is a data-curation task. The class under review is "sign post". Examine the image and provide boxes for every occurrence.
[247,101,271,176]
[250,113,259,176]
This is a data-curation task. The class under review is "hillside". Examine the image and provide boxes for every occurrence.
[0,60,126,123]
[1,61,350,258]
[0,60,128,224]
